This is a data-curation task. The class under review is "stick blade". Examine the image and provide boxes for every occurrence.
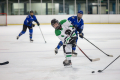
[91,58,100,62]
[0,61,9,65]
[108,55,113,57]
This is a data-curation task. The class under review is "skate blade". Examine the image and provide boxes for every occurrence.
[64,65,72,68]
[55,52,57,55]
[30,41,33,43]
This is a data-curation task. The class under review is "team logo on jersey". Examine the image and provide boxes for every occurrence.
[72,17,75,19]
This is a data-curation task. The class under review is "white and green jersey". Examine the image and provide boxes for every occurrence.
[55,19,76,44]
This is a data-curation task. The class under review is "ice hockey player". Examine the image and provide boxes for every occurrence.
[51,19,77,66]
[16,10,40,42]
[54,10,84,57]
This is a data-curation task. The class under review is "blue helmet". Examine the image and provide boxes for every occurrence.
[78,10,83,14]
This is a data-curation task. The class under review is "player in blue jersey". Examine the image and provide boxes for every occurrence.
[16,11,40,42]
[55,10,84,57]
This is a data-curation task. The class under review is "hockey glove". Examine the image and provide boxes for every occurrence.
[68,37,77,44]
[79,33,84,38]
[64,36,77,44]
[37,22,40,26]
[34,20,40,26]
[65,29,71,35]
[32,24,35,27]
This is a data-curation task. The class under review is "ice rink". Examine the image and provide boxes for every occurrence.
[0,24,120,80]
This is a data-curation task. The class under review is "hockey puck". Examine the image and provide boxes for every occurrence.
[92,71,95,73]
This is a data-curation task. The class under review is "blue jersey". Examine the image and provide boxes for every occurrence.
[68,16,84,36]
[24,15,38,27]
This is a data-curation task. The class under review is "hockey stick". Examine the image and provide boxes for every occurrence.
[98,55,120,73]
[0,61,9,65]
[38,26,47,43]
[76,44,100,62]
[83,37,113,57]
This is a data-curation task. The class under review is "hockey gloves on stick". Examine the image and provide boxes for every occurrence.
[34,19,40,26]
[37,22,40,26]
[64,36,76,44]
[64,31,77,44]
[79,33,84,38]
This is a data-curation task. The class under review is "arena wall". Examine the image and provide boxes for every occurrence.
[7,15,120,25]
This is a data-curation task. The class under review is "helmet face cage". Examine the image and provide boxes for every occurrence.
[51,19,60,29]
[55,23,61,30]
[51,21,58,27]
[77,10,83,19]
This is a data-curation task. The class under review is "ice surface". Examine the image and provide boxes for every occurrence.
[0,24,120,80]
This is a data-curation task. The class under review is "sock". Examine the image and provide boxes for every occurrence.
[57,41,63,49]
[72,47,76,51]
[19,31,25,36]
[29,29,33,39]
[66,53,72,60]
